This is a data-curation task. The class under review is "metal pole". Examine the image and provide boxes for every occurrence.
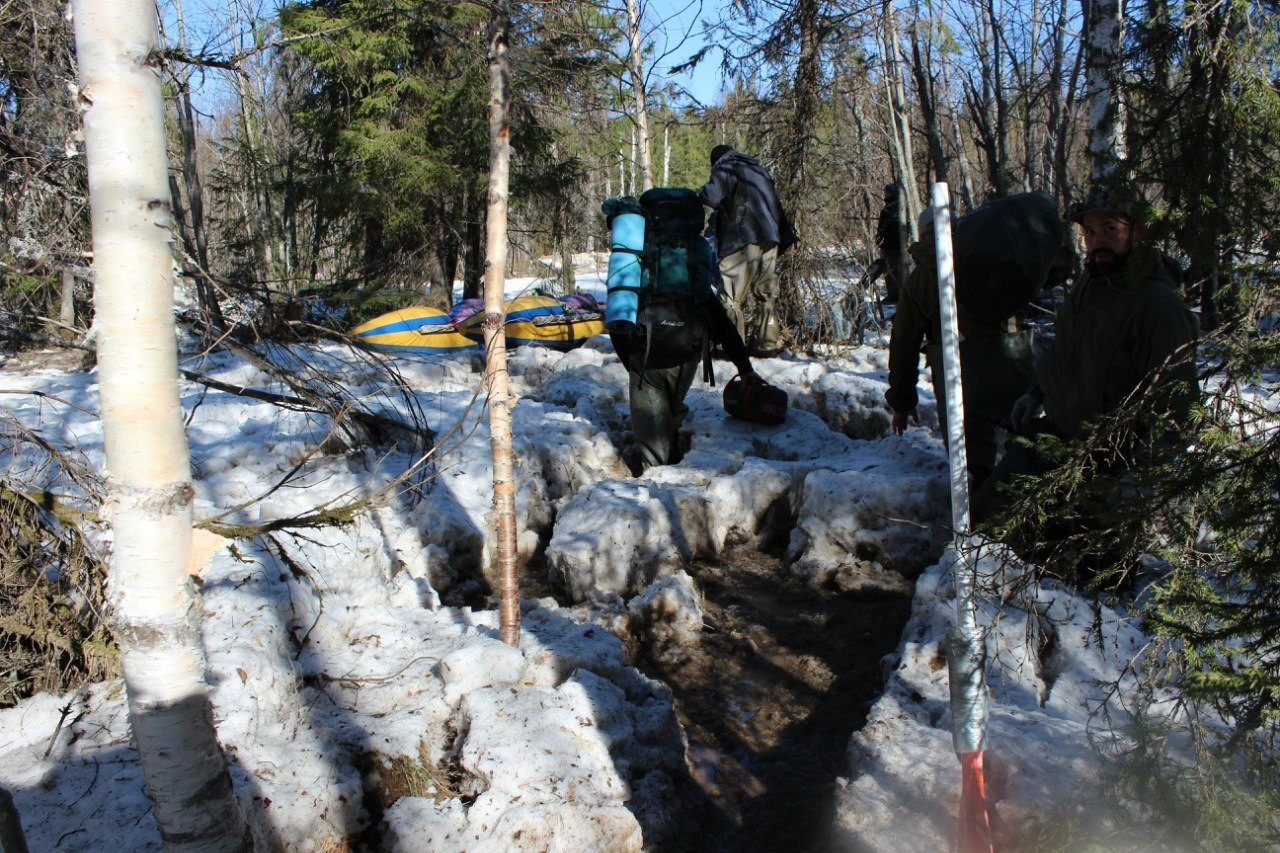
[931,181,993,852]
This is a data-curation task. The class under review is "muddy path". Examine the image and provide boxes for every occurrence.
[631,546,914,853]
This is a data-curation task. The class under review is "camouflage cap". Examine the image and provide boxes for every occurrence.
[1069,183,1147,224]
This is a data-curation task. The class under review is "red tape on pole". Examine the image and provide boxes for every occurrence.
[958,750,995,853]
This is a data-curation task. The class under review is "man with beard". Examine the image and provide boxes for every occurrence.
[972,185,1200,582]
[1007,185,1200,439]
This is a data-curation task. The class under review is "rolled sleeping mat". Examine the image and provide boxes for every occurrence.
[605,207,645,333]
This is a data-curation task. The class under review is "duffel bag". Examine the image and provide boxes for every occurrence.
[723,374,787,425]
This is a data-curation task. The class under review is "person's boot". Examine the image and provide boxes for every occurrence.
[750,303,783,357]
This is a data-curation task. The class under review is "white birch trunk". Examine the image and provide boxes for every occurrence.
[484,0,521,646]
[882,4,920,239]
[1082,0,1125,180]
[1024,0,1043,189]
[71,1,250,850]
[624,0,654,192]
[943,65,978,208]
[629,128,638,194]
[663,124,670,186]
[60,269,76,328]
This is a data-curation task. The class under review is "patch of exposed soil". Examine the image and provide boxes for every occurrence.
[634,547,913,853]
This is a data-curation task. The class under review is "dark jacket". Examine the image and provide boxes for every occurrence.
[1037,247,1199,437]
[698,153,795,259]
[885,239,1018,414]
[611,293,752,377]
[876,200,901,257]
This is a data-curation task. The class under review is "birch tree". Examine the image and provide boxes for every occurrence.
[71,1,250,849]
[1081,0,1125,181]
[908,11,949,185]
[624,0,654,191]
[882,2,921,236]
[483,0,521,647]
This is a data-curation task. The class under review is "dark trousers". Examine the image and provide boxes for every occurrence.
[970,418,1061,527]
[883,252,902,302]
[628,359,699,470]
[927,330,1035,493]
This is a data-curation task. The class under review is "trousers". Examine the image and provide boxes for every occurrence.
[718,244,780,354]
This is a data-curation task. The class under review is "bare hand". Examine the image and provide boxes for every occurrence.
[891,409,918,436]
[1008,392,1043,435]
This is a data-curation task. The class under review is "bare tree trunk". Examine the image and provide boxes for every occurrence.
[166,0,225,330]
[773,0,822,340]
[71,1,250,850]
[225,0,282,287]
[1022,0,1044,189]
[1044,0,1073,199]
[662,124,670,186]
[60,268,76,329]
[909,23,949,184]
[1082,0,1125,181]
[882,2,921,237]
[624,0,653,192]
[943,64,977,210]
[464,190,484,300]
[629,129,638,193]
[983,0,1010,195]
[484,0,520,647]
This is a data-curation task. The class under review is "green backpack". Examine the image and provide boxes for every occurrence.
[951,191,1067,326]
[632,187,715,372]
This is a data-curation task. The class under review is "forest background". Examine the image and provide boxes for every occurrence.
[4,0,1278,334]
[3,0,1280,846]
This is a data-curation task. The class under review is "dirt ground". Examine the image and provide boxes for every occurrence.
[631,546,914,853]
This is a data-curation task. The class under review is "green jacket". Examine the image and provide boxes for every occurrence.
[885,239,1014,414]
[1037,246,1199,437]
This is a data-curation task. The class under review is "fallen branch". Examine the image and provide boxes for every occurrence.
[180,367,436,453]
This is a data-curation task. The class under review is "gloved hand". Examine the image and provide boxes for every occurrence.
[891,408,919,436]
[741,369,764,387]
[1008,391,1043,435]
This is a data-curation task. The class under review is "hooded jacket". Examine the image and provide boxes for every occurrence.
[698,152,795,259]
[884,238,1020,414]
[1037,246,1199,437]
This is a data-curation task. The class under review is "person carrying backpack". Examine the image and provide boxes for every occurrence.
[698,145,797,357]
[885,191,1069,492]
[875,182,903,303]
[605,188,761,473]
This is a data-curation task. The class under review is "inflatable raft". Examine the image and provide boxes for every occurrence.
[350,306,478,354]
[454,294,605,351]
[353,294,605,355]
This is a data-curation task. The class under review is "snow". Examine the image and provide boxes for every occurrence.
[0,270,1190,850]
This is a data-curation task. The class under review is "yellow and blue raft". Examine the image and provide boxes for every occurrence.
[455,294,605,351]
[351,306,478,355]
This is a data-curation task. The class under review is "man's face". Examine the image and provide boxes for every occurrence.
[1080,211,1143,273]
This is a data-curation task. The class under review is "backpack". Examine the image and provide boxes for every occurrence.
[628,187,715,374]
[950,191,1067,326]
